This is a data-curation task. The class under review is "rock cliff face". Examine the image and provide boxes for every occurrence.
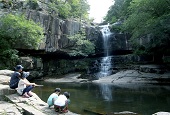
[0,0,131,54]
[23,9,131,55]
[25,10,82,52]
[0,0,82,52]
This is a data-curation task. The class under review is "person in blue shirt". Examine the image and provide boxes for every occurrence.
[47,88,61,108]
[9,65,24,89]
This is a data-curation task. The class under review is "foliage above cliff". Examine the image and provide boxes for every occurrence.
[67,29,95,56]
[0,14,44,49]
[1,0,90,21]
[0,14,44,68]
[104,0,132,24]
[105,0,170,59]
[28,0,89,20]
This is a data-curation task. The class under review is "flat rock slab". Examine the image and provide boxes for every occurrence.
[153,112,170,115]
[0,101,22,115]
[0,84,16,95]
[45,73,83,83]
[5,93,79,115]
[6,93,48,115]
[93,70,170,84]
[0,70,14,76]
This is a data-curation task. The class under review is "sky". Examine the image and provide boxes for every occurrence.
[87,0,114,23]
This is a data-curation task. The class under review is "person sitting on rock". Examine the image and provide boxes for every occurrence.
[54,91,70,113]
[17,71,36,98]
[47,88,61,108]
[9,65,24,89]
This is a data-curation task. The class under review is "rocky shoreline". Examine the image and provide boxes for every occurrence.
[0,70,78,115]
[45,65,170,85]
[1,66,170,115]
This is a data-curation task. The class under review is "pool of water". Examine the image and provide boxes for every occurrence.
[33,81,170,115]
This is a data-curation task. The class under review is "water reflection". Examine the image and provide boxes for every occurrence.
[33,82,170,115]
[99,84,113,101]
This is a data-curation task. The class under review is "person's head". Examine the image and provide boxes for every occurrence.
[19,72,30,79]
[63,92,70,99]
[15,65,24,72]
[54,88,61,94]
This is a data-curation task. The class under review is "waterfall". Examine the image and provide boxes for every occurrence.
[100,24,111,56]
[96,24,113,78]
[97,25,113,101]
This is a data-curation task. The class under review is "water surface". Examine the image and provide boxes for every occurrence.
[33,81,170,115]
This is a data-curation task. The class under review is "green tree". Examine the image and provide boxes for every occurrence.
[104,0,132,24]
[41,0,89,20]
[122,0,170,62]
[67,0,89,20]
[0,14,44,68]
[67,29,95,56]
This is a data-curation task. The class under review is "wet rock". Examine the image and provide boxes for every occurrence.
[139,65,166,74]
[153,112,170,115]
[113,111,138,115]
[93,69,170,84]
[45,73,85,83]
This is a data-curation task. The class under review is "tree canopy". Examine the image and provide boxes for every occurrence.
[105,0,170,61]
[0,14,44,68]
[35,0,90,20]
[104,0,132,24]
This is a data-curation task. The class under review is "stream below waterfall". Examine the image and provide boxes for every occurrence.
[33,81,170,115]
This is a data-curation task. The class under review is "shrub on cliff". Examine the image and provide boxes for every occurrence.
[67,29,95,56]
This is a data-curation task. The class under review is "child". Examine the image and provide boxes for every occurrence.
[54,92,70,113]
[47,88,61,108]
[17,71,36,98]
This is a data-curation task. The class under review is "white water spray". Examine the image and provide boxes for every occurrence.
[100,24,111,56]
[97,24,112,78]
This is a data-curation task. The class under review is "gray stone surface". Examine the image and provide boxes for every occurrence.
[93,69,170,84]
[4,93,79,115]
[153,112,170,115]
[0,101,22,115]
[45,73,84,83]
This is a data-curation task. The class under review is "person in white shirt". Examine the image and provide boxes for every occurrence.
[47,88,61,108]
[17,72,36,98]
[54,92,70,113]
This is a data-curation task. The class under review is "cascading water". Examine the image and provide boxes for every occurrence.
[96,24,113,78]
[101,24,111,56]
[98,24,113,101]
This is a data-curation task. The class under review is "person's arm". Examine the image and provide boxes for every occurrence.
[22,78,36,86]
[52,97,57,105]
[24,78,31,83]
[62,100,69,110]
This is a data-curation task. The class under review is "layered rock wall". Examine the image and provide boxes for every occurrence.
[24,9,81,52]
